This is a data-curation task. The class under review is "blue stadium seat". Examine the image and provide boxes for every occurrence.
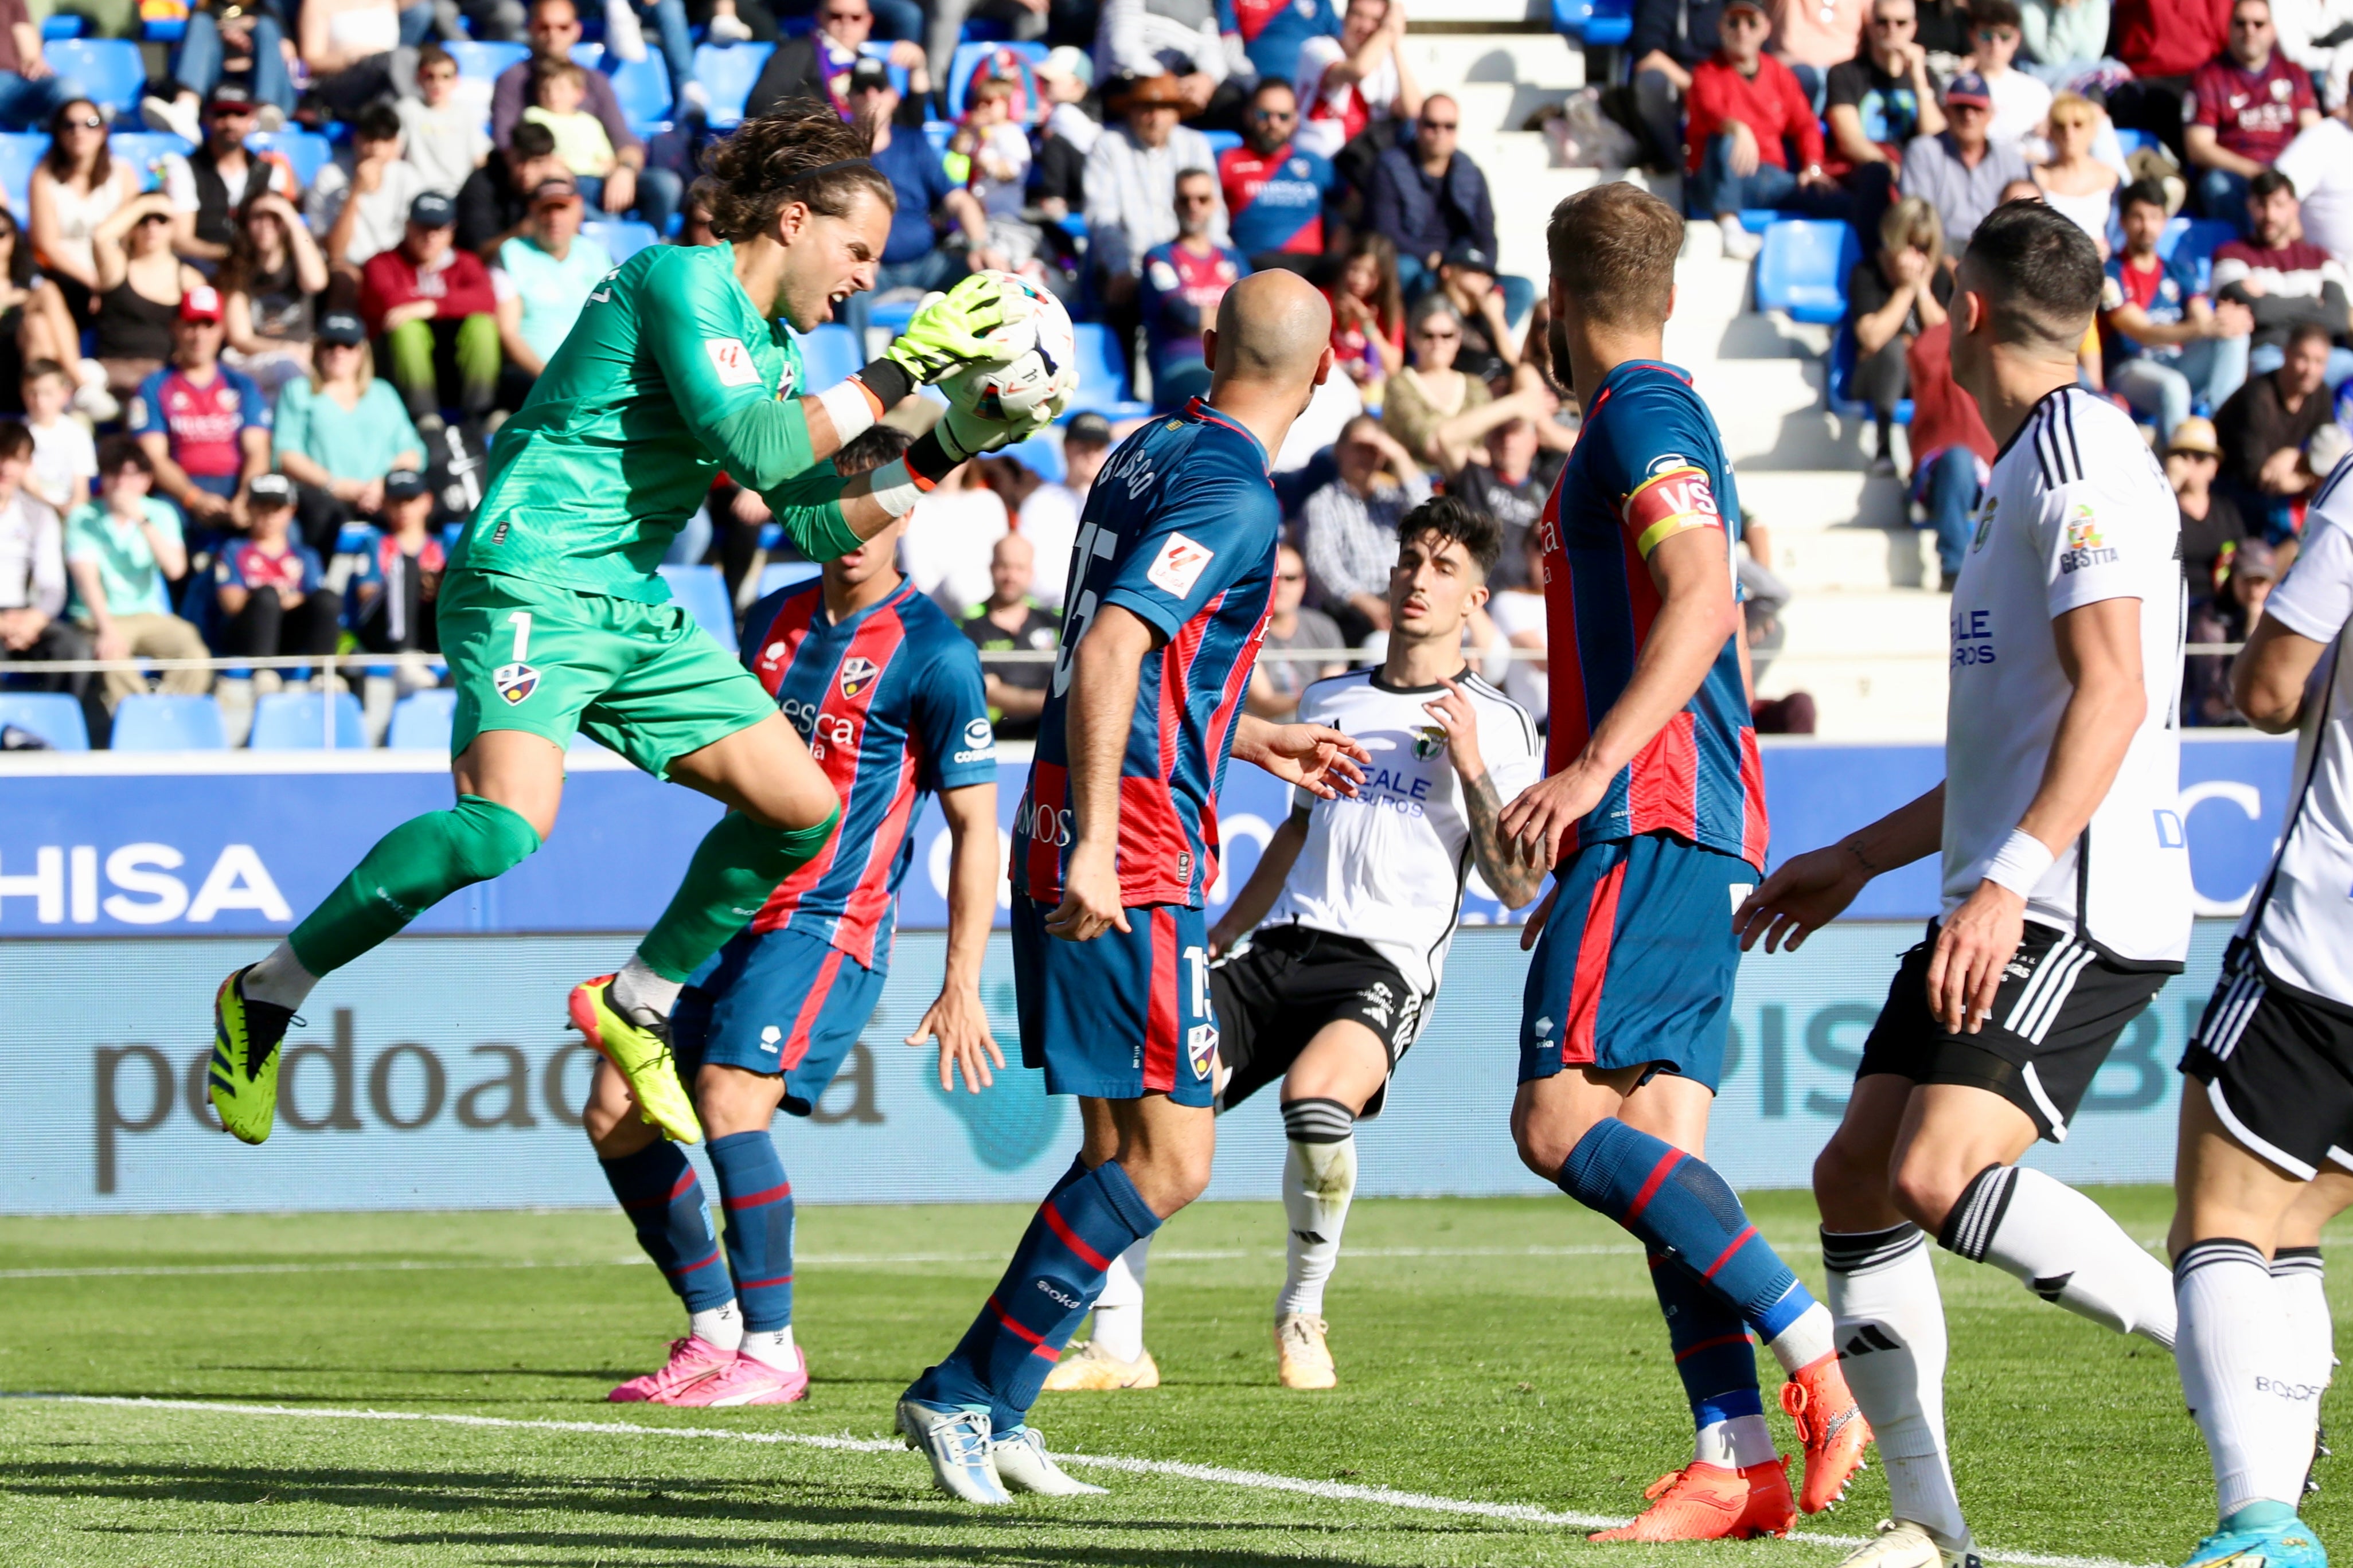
[143,11,186,42]
[110,130,193,174]
[1002,430,1066,483]
[248,690,368,749]
[694,41,774,130]
[1754,218,1860,325]
[1552,0,1632,44]
[387,689,457,750]
[2160,216,2238,294]
[109,693,227,750]
[0,133,46,218]
[1064,322,1153,420]
[922,119,953,157]
[793,323,861,389]
[866,296,918,338]
[1201,129,1242,158]
[657,562,739,652]
[1827,325,1911,424]
[859,40,910,96]
[2113,127,2155,158]
[946,40,1043,116]
[447,40,530,80]
[48,40,147,114]
[0,691,88,749]
[756,560,822,599]
[606,54,673,136]
[245,128,332,188]
[40,13,80,38]
[584,217,659,261]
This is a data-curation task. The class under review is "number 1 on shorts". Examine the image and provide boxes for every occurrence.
[507,611,533,664]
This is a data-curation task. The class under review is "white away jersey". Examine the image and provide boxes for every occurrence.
[2239,462,2353,1007]
[1261,668,1543,997]
[1946,387,2191,966]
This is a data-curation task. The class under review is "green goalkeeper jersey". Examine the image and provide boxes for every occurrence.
[454,240,859,604]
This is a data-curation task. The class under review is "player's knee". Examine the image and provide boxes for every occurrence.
[1511,1104,1581,1183]
[447,793,543,883]
[1812,1128,1886,1206]
[1890,1158,1971,1235]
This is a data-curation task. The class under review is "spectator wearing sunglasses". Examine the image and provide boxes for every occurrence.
[1140,167,1249,411]
[2190,0,2318,234]
[1963,0,2050,149]
[93,194,203,401]
[161,85,300,265]
[745,0,929,119]
[29,99,142,333]
[397,44,493,197]
[1367,92,1532,327]
[1825,0,1945,174]
[1219,79,1336,273]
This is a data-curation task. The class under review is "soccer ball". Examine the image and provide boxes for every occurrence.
[941,271,1077,424]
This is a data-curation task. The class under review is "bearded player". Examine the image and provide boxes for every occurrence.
[895,271,1372,1504]
[206,104,1059,1152]
[1503,181,1870,1543]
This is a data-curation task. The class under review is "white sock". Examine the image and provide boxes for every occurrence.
[2274,1247,2334,1491]
[1824,1223,1972,1554]
[1944,1163,2178,1347]
[1089,1235,1152,1362]
[1695,1413,1778,1469]
[2176,1238,2311,1518]
[612,955,683,1026]
[690,1299,742,1351]
[243,941,319,1011]
[1763,1295,1837,1376]
[740,1325,797,1370]
[1277,1099,1358,1319]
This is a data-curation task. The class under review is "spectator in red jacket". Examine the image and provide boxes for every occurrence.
[1688,0,1846,259]
[358,190,500,425]
[2188,0,2321,234]
[2110,0,2236,161]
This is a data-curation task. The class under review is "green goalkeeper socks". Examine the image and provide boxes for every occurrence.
[634,807,844,983]
[286,795,543,976]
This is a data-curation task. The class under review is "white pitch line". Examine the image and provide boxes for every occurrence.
[7,1392,2157,1568]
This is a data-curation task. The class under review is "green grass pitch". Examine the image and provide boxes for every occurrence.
[1,1187,2339,1566]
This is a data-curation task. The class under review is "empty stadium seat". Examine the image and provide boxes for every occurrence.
[2160,216,2238,293]
[1063,322,1153,420]
[110,130,193,173]
[793,323,861,390]
[1201,130,1242,158]
[109,693,227,750]
[245,128,331,188]
[946,40,1043,116]
[0,691,88,749]
[584,218,659,261]
[606,54,673,136]
[1552,0,1632,44]
[657,562,739,652]
[39,13,80,38]
[248,690,368,749]
[48,40,147,114]
[1827,325,1911,424]
[756,560,822,599]
[447,40,530,79]
[0,133,45,218]
[1754,219,1860,325]
[386,689,457,751]
[693,41,774,130]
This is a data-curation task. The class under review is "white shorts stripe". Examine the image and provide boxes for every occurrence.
[2015,944,2097,1045]
[2205,972,2269,1062]
[2207,1076,2320,1181]
[2020,1062,2069,1141]
[2002,937,2078,1037]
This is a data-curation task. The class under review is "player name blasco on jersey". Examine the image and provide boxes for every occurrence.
[1043,496,1546,1395]
[2169,457,2353,1568]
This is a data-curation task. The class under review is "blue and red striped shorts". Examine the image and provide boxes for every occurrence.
[672,924,887,1118]
[1518,832,1756,1090]
[1013,895,1217,1105]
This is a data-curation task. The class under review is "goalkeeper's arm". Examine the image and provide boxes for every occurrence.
[758,400,1060,560]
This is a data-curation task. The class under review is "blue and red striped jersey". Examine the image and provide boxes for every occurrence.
[1218,142,1335,257]
[1539,359,1767,870]
[1013,397,1280,909]
[1218,0,1340,81]
[742,576,996,967]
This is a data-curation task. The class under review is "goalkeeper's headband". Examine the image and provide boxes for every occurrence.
[782,157,875,183]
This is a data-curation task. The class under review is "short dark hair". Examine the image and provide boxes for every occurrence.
[2250,166,2298,203]
[0,420,32,462]
[356,102,403,143]
[2287,320,2335,354]
[417,40,454,72]
[1958,200,2104,353]
[1970,0,2022,29]
[1396,495,1504,578]
[836,425,913,476]
[20,357,66,386]
[1547,182,1681,331]
[509,120,557,161]
[2120,177,2171,216]
[1252,76,1296,103]
[96,435,151,477]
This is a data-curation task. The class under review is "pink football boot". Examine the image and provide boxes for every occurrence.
[608,1335,735,1403]
[663,1344,810,1406]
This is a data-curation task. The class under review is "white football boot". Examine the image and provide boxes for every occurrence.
[896,1399,1010,1505]
[990,1425,1107,1496]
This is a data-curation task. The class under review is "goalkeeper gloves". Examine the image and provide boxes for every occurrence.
[883,272,1017,385]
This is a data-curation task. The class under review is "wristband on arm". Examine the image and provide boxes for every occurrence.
[863,427,964,518]
[813,358,918,446]
[1981,827,2056,897]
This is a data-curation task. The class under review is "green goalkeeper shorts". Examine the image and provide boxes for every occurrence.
[439,568,777,777]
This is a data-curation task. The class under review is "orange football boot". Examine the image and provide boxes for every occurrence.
[1783,1352,1873,1513]
[1588,1457,1797,1542]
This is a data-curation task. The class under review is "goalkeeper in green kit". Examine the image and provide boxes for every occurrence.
[208,102,1062,1149]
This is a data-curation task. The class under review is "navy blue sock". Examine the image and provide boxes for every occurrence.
[708,1130,794,1334]
[1648,1248,1766,1441]
[599,1141,732,1315]
[908,1158,1162,1430]
[1559,1119,1817,1339]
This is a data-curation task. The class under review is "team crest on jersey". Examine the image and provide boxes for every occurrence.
[838,655,879,698]
[1412,725,1446,759]
[2062,506,2118,573]
[1187,1023,1218,1079]
[493,662,540,704]
[1970,495,1998,553]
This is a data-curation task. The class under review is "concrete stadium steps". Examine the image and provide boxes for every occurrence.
[1758,647,1949,736]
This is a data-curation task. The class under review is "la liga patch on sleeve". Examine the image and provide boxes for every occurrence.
[704,337,761,387]
[1146,532,1216,598]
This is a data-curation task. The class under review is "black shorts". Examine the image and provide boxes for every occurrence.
[1857,920,2172,1143]
[1211,925,1427,1119]
[2182,956,2353,1181]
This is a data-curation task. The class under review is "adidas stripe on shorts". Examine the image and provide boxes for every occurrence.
[1855,918,2169,1141]
[2182,955,2353,1180]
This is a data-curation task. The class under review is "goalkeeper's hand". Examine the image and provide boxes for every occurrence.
[884,272,1017,385]
[928,367,1079,464]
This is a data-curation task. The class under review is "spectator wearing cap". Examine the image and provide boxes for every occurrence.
[2103,177,2254,442]
[2216,319,2337,538]
[1365,93,1534,323]
[313,102,434,272]
[837,60,993,342]
[0,418,104,738]
[213,472,342,667]
[2212,167,2353,381]
[1823,0,1945,179]
[2186,534,2280,722]
[361,190,502,423]
[275,310,427,553]
[1630,0,1730,171]
[457,120,569,261]
[65,437,212,709]
[127,285,271,546]
[334,465,444,663]
[399,44,494,200]
[490,0,682,236]
[1683,0,1847,260]
[1013,411,1109,609]
[2166,413,2247,603]
[745,0,931,123]
[163,86,301,267]
[91,191,202,400]
[1435,242,1520,385]
[1220,79,1338,275]
[956,531,1056,740]
[494,177,611,396]
[142,0,296,139]
[1087,73,1227,310]
[2189,0,2319,233]
[222,189,330,394]
[1899,72,2031,252]
[1031,46,1101,229]
[1140,169,1250,412]
[0,0,85,134]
